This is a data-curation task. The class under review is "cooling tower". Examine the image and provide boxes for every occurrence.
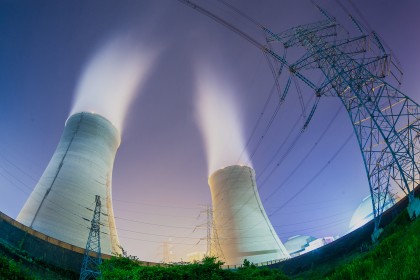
[17,112,121,255]
[208,165,290,265]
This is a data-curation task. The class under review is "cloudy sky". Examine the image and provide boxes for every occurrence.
[1,0,419,262]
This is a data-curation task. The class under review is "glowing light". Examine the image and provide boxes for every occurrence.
[194,62,251,175]
[348,194,399,232]
[70,34,157,134]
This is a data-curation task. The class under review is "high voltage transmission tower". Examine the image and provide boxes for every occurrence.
[162,240,174,263]
[206,205,224,261]
[264,6,420,240]
[195,205,224,261]
[178,0,420,241]
[80,195,102,280]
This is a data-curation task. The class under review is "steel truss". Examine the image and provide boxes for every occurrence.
[264,9,420,239]
[178,0,420,240]
[80,195,102,280]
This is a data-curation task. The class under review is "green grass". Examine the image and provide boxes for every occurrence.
[289,211,419,280]
[325,212,420,280]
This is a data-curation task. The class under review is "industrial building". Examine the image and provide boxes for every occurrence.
[208,165,290,265]
[17,112,121,255]
[283,235,316,257]
[283,235,335,257]
[348,194,398,233]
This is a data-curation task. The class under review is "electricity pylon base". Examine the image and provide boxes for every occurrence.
[407,197,420,220]
[371,228,383,244]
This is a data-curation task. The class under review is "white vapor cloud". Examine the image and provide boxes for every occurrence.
[70,34,157,134]
[194,62,251,175]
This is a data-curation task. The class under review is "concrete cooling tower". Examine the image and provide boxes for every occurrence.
[17,112,121,255]
[208,165,290,265]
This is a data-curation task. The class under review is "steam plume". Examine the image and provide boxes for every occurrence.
[70,34,156,133]
[195,64,251,175]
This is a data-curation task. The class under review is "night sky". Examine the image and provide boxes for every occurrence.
[1,0,419,262]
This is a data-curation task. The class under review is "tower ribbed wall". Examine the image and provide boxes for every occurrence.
[208,165,290,265]
[17,112,121,255]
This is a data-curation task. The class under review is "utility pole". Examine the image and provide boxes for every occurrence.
[200,205,224,261]
[206,205,212,256]
[194,205,224,261]
[210,207,224,262]
[80,195,102,280]
[161,238,173,263]
[178,0,420,244]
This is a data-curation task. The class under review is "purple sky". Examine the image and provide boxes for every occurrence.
[1,0,419,262]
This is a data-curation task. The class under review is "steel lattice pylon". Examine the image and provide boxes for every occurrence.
[177,0,420,242]
[264,9,420,239]
[209,206,225,261]
[80,195,102,280]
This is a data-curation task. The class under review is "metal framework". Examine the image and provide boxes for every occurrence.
[80,195,102,280]
[178,0,420,240]
[209,206,224,261]
[263,8,420,238]
[196,205,224,260]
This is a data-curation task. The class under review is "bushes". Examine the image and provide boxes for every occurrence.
[0,255,35,280]
[101,256,233,280]
[2,209,418,279]
[102,216,419,280]
[0,241,78,280]
[100,256,289,280]
[235,260,289,280]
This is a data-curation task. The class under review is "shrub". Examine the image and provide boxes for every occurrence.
[0,255,35,280]
[101,255,290,280]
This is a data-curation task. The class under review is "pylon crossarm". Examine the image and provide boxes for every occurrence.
[283,21,420,232]
[177,0,420,241]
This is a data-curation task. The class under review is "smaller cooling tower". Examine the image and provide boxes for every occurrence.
[17,112,121,255]
[208,165,290,265]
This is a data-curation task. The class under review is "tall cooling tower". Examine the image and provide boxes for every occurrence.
[17,112,121,255]
[209,165,290,265]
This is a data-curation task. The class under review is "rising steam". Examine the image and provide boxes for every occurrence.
[70,34,156,133]
[195,64,251,175]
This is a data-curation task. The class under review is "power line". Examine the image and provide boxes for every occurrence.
[0,150,38,183]
[274,209,353,227]
[113,206,200,219]
[0,170,356,252]
[276,216,350,236]
[113,216,198,230]
[269,132,355,217]
[262,105,343,202]
[113,198,203,210]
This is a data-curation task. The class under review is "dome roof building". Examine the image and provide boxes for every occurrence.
[348,194,398,232]
[283,235,316,257]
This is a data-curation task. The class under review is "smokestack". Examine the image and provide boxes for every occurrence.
[17,112,121,255]
[208,165,290,265]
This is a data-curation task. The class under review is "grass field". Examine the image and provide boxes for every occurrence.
[1,210,419,279]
